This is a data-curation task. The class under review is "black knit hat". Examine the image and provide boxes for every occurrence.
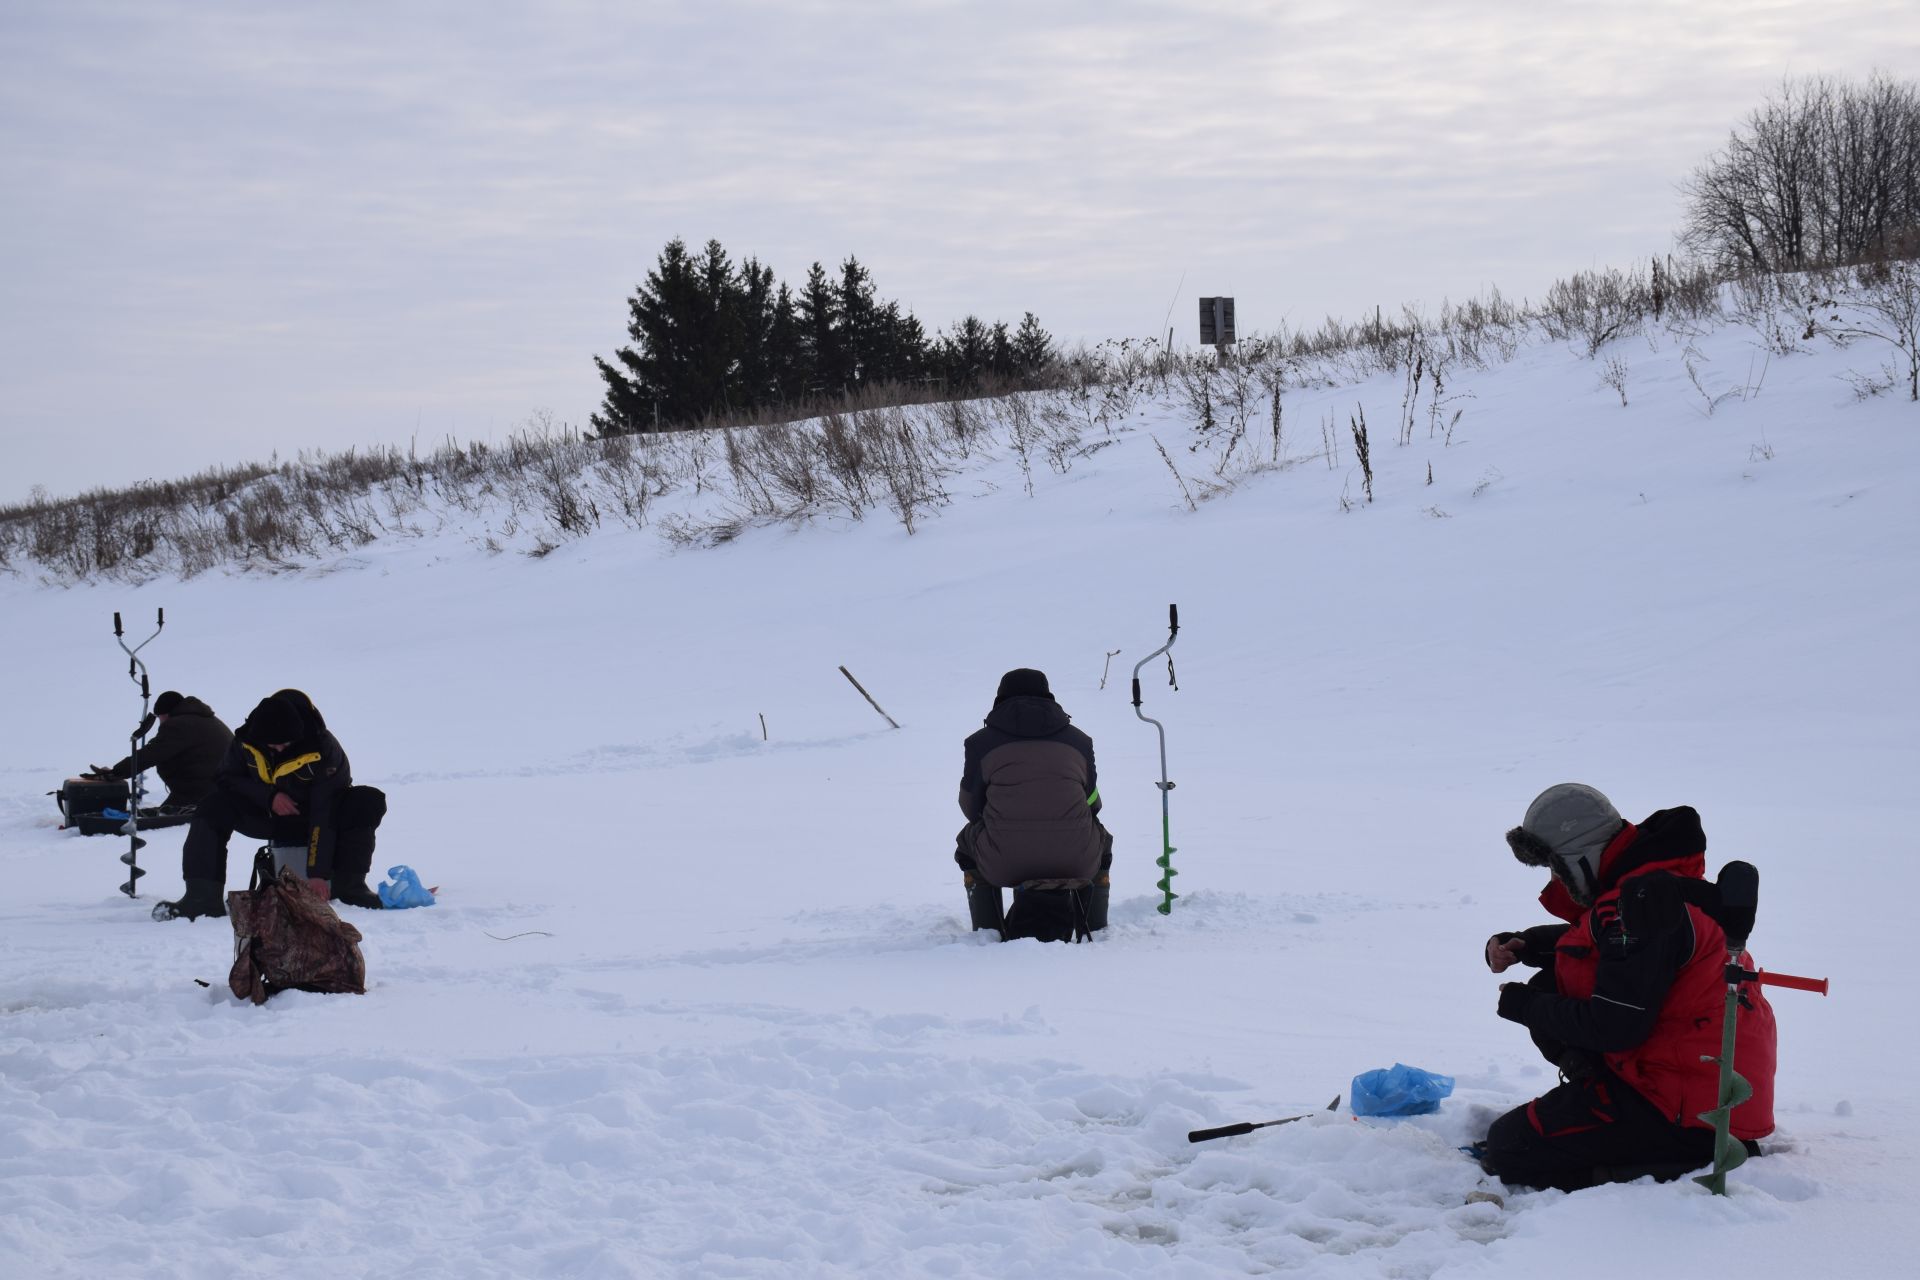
[240,696,303,746]
[153,690,184,715]
[994,668,1053,705]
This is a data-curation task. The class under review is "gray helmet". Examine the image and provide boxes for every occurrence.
[1506,783,1623,907]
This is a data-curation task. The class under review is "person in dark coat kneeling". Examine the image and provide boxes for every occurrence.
[154,689,388,921]
[1477,783,1777,1191]
[955,668,1112,940]
[86,690,233,814]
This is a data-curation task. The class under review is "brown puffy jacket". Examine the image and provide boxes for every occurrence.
[958,695,1106,886]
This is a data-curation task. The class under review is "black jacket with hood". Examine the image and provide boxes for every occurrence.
[107,695,233,807]
[958,694,1105,886]
[215,689,354,878]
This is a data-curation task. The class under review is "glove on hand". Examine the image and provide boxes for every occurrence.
[1556,1048,1603,1081]
[1496,982,1536,1024]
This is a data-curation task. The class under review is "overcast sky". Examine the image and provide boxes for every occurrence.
[3,1,1916,503]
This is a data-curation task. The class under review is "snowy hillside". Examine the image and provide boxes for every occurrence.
[3,307,1918,1278]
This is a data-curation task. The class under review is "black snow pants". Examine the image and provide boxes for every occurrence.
[181,786,386,886]
[1479,1068,1719,1192]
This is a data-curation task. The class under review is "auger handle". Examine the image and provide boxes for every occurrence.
[1717,861,1757,953]
[1169,603,1179,635]
[114,612,123,637]
[1758,970,1828,996]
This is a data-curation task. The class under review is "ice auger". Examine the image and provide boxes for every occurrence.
[1695,860,1830,1195]
[111,608,164,898]
[1130,604,1180,915]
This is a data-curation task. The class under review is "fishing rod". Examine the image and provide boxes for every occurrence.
[1189,1095,1342,1143]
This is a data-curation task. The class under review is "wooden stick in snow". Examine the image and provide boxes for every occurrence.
[838,665,900,729]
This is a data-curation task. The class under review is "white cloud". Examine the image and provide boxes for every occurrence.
[3,0,1917,499]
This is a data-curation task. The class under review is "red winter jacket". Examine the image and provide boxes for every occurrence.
[1515,808,1776,1140]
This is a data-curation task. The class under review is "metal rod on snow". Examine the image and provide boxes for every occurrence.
[1131,604,1179,915]
[112,608,164,898]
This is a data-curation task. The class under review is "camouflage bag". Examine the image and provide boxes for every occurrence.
[227,851,366,1004]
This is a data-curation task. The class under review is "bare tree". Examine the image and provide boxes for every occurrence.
[1682,74,1920,272]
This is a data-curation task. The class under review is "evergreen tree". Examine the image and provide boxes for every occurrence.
[988,320,1015,380]
[837,257,879,388]
[894,307,931,384]
[593,238,1052,431]
[691,239,742,418]
[767,283,806,405]
[1011,312,1055,375]
[938,316,994,392]
[872,301,928,386]
[797,262,842,394]
[732,256,779,408]
[591,237,703,434]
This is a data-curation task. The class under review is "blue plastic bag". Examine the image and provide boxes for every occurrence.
[1350,1063,1455,1117]
[377,864,436,909]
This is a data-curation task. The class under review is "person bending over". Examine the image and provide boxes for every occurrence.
[1478,783,1776,1191]
[85,690,233,816]
[954,668,1111,939]
[154,689,388,921]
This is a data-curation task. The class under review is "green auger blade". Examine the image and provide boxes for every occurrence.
[1693,1063,1754,1194]
[1155,846,1179,915]
[1693,972,1753,1196]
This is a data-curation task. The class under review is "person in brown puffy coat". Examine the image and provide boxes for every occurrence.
[954,669,1111,936]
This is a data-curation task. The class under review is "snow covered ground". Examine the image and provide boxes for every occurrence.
[3,316,1917,1277]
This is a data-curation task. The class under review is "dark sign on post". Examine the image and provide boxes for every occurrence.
[1199,297,1236,346]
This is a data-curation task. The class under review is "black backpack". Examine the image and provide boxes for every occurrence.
[1003,878,1093,944]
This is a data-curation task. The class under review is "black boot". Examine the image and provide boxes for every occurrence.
[332,880,384,910]
[151,878,226,922]
[1086,873,1110,932]
[329,791,384,909]
[965,871,1005,936]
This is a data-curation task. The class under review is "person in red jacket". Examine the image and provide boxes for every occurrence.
[1478,783,1777,1191]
